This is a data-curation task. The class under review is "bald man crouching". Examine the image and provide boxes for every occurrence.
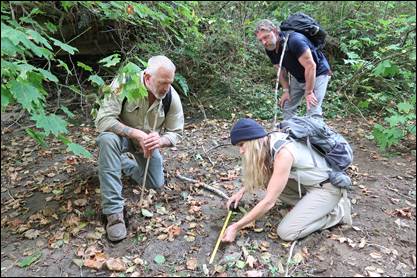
[95,55,184,242]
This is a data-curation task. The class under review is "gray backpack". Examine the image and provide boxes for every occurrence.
[276,116,354,189]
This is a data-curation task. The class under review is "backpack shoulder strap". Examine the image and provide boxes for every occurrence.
[162,87,172,116]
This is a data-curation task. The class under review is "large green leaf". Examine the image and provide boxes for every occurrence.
[31,113,68,136]
[120,74,147,102]
[9,79,44,112]
[88,74,105,87]
[99,54,121,68]
[66,143,92,158]
[397,102,414,114]
[18,251,42,268]
[50,38,78,55]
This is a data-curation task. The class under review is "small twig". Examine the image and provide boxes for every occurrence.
[285,240,298,277]
[176,174,229,200]
[382,176,415,201]
[206,143,232,153]
[202,145,215,166]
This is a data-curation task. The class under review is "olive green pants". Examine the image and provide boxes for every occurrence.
[277,179,352,241]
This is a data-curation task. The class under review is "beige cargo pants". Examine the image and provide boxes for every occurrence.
[276,179,352,241]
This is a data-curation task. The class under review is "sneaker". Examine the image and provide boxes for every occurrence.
[106,212,127,242]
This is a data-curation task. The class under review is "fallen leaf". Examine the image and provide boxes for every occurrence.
[72,258,84,268]
[105,258,126,272]
[18,251,42,268]
[292,251,304,264]
[246,255,256,268]
[246,270,263,277]
[74,199,88,207]
[154,254,165,265]
[24,229,40,239]
[141,208,154,218]
[84,252,107,270]
[358,238,367,249]
[186,258,198,270]
[369,252,383,259]
[202,263,209,275]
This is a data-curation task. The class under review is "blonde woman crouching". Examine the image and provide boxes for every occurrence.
[222,118,352,242]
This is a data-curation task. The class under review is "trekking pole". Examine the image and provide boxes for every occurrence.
[139,100,163,208]
[209,209,233,264]
[273,32,290,130]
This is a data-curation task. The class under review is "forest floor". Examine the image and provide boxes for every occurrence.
[1,107,416,277]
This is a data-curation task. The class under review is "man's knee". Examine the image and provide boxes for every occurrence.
[277,224,299,241]
[96,132,120,148]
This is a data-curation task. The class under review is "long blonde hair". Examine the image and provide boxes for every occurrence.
[241,137,273,192]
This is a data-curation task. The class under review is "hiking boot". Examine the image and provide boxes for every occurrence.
[106,212,127,242]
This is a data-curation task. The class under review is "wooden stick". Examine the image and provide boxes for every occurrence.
[139,100,163,207]
[285,240,298,277]
[176,174,229,200]
[273,32,290,130]
[209,210,233,264]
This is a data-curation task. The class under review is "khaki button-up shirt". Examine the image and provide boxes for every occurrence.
[95,71,184,148]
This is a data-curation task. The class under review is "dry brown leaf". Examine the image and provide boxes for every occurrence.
[74,199,88,207]
[105,258,126,272]
[84,252,107,270]
[186,258,198,270]
[167,225,181,241]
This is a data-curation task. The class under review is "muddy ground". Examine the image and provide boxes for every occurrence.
[1,110,416,277]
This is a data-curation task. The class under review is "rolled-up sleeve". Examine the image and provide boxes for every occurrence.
[95,92,123,133]
[161,89,184,146]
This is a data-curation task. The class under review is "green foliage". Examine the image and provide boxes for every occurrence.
[1,2,90,158]
[372,96,416,150]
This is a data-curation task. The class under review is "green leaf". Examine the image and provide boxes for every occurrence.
[26,128,48,147]
[50,38,78,55]
[31,113,68,136]
[37,69,58,83]
[174,74,189,96]
[1,85,13,109]
[99,54,121,68]
[60,105,75,118]
[120,75,147,102]
[235,260,246,269]
[25,29,52,50]
[18,251,42,268]
[141,208,154,218]
[154,255,165,265]
[120,62,142,74]
[77,61,93,72]
[397,102,413,114]
[1,38,21,56]
[88,74,105,87]
[66,143,92,158]
[386,115,406,127]
[57,59,72,75]
[9,79,44,112]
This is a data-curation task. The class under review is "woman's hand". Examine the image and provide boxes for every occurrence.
[226,188,245,210]
[221,223,239,243]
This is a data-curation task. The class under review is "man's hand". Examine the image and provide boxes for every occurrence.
[130,129,152,158]
[144,132,161,152]
[279,91,290,108]
[305,91,318,111]
[221,223,239,243]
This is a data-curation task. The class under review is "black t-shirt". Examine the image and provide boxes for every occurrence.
[266,32,330,83]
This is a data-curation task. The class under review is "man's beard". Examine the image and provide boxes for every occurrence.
[265,36,277,51]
